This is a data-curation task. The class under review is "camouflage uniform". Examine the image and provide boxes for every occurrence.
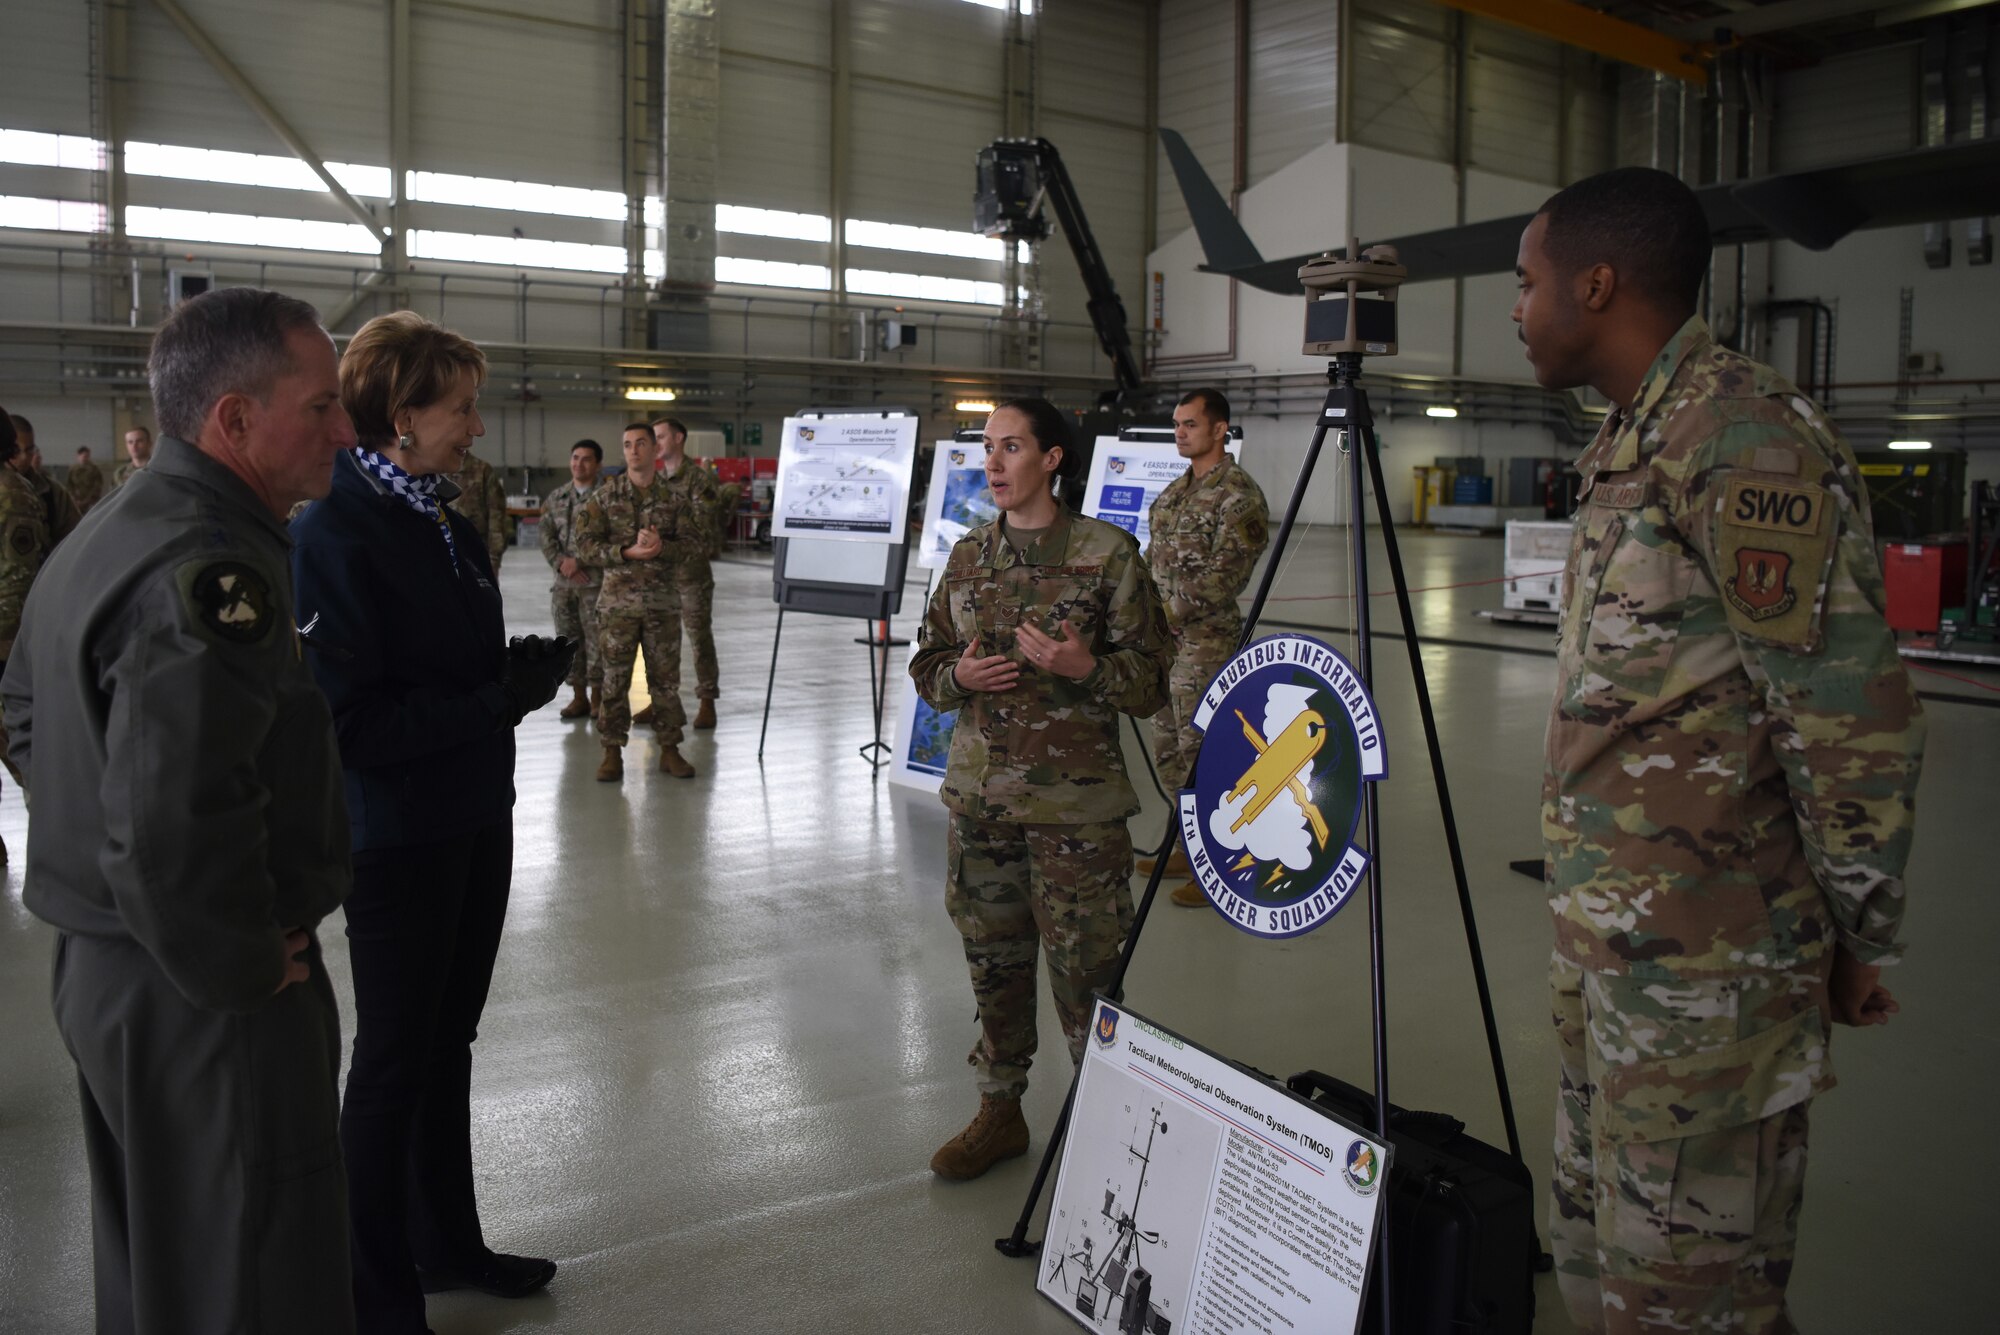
[113,460,143,487]
[1144,453,1269,790]
[654,457,725,703]
[67,460,105,513]
[26,465,82,550]
[575,471,692,747]
[911,509,1172,1097]
[445,451,510,570]
[0,467,48,793]
[540,479,603,698]
[1544,317,1923,1335]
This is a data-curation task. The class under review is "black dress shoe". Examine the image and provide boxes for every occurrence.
[417,1251,557,1298]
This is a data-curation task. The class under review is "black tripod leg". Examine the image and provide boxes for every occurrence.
[757,606,784,762]
[1346,415,1394,1335]
[1360,425,1547,1268]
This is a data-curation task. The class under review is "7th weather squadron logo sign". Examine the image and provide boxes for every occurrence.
[1178,634,1386,938]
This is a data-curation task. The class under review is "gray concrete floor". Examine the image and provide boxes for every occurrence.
[1,525,1991,1334]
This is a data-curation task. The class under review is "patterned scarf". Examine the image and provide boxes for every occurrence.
[355,447,458,566]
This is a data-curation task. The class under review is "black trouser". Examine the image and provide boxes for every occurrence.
[340,823,514,1333]
[52,932,354,1335]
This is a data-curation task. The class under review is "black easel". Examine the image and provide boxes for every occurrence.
[994,343,1540,1332]
[755,604,896,769]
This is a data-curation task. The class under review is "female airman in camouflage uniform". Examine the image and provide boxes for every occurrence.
[910,398,1173,1181]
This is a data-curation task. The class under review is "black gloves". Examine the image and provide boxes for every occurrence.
[500,634,577,724]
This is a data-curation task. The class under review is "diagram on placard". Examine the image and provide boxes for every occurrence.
[782,440,900,526]
[1045,1106,1180,1334]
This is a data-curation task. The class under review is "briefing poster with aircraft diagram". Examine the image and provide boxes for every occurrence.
[1039,1001,1388,1335]
[772,414,918,543]
[1079,437,1243,556]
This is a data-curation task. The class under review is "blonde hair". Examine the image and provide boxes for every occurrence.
[340,311,487,449]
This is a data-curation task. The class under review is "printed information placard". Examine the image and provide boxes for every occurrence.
[916,440,999,569]
[772,414,918,543]
[1039,1000,1388,1335]
[888,633,955,794]
[1079,437,1243,555]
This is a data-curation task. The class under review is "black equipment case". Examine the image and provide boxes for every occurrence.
[1285,1069,1537,1335]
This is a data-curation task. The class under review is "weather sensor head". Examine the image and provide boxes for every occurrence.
[1298,242,1406,359]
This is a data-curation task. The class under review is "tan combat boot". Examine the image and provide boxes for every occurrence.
[1135,847,1192,877]
[558,687,590,720]
[693,699,717,730]
[633,702,655,726]
[1170,882,1207,908]
[930,1094,1029,1180]
[658,745,696,779]
[595,745,623,783]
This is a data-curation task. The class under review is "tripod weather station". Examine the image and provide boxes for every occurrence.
[1001,245,1545,1335]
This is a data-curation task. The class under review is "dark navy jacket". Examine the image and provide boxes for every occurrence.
[291,449,514,852]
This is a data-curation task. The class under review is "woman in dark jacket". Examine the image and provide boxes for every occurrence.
[292,311,569,1334]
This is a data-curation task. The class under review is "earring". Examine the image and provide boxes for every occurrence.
[396,433,414,451]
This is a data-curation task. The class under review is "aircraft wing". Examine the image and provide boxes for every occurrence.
[1159,129,2000,295]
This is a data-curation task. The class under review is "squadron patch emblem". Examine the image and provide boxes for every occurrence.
[1725,547,1795,621]
[8,521,35,557]
[184,561,275,645]
[1178,634,1387,938]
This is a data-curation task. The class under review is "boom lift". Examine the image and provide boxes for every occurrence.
[975,138,1169,499]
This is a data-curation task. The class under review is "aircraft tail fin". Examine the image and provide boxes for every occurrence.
[1158,128,1265,272]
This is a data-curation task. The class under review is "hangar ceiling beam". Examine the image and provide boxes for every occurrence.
[1425,0,1711,85]
[146,0,387,244]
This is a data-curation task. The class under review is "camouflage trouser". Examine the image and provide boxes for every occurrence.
[550,582,601,695]
[1147,621,1236,791]
[1550,952,1825,1334]
[678,558,719,700]
[596,600,685,747]
[946,814,1135,1099]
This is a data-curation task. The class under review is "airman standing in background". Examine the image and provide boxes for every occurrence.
[1140,388,1269,907]
[644,416,724,732]
[0,408,49,832]
[113,425,153,485]
[68,446,106,513]
[10,419,83,550]
[577,423,696,781]
[447,448,511,573]
[541,439,604,721]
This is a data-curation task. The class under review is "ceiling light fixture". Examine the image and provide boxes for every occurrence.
[624,387,677,402]
[955,399,997,414]
[1425,406,1459,419]
[1886,439,1933,451]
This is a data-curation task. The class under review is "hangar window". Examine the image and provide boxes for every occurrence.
[844,219,1005,261]
[716,205,833,243]
[126,205,379,255]
[0,130,105,171]
[715,256,834,290]
[126,142,389,198]
[846,269,1006,307]
[408,229,627,273]
[0,195,104,233]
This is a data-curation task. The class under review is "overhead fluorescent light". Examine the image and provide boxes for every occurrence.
[1425,406,1459,419]
[1887,439,1933,450]
[625,387,677,402]
[955,400,997,414]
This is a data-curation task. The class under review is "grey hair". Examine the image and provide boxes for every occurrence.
[149,287,325,441]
